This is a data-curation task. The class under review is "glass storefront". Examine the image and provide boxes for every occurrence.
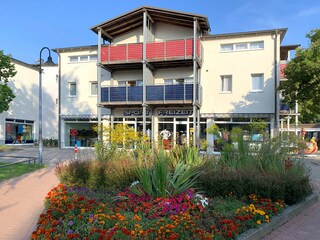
[65,122,98,147]
[5,119,34,144]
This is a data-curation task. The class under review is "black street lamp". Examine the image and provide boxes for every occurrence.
[38,47,54,164]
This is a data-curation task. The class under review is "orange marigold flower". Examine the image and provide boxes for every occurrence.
[134,214,141,221]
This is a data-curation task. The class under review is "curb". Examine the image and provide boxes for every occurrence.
[238,193,319,240]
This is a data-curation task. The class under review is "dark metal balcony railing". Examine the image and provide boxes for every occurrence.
[101,84,200,104]
[101,38,202,64]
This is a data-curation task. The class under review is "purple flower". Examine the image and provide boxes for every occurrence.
[68,220,74,226]
[68,229,73,234]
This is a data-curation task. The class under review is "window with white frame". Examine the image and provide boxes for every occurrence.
[221,41,264,52]
[69,82,77,96]
[221,75,232,93]
[250,41,264,49]
[164,78,193,85]
[68,55,98,63]
[251,74,264,92]
[90,82,98,95]
[221,44,233,51]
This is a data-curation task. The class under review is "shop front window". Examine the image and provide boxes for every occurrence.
[66,123,98,147]
[5,123,34,144]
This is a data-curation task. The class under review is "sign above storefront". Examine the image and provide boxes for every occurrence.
[158,109,193,116]
[123,109,151,116]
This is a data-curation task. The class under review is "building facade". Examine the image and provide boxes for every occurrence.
[0,58,58,145]
[53,6,291,149]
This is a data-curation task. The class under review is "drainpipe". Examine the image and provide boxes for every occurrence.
[97,28,102,141]
[193,18,198,146]
[56,51,62,149]
[142,10,147,136]
[274,31,279,135]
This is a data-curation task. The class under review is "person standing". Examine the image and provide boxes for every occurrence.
[160,129,171,150]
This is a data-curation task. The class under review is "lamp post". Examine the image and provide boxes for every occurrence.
[38,47,54,164]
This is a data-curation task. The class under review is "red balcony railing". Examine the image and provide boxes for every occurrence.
[101,38,202,64]
[280,62,287,79]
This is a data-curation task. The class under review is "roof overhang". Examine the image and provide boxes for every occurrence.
[90,6,211,41]
[203,28,288,42]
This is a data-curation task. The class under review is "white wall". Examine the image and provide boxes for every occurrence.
[0,61,38,144]
[112,28,143,44]
[42,65,59,139]
[154,23,193,41]
[154,68,193,85]
[201,33,278,115]
[60,49,111,116]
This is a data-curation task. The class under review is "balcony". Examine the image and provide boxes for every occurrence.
[280,61,287,79]
[101,38,202,67]
[101,84,201,107]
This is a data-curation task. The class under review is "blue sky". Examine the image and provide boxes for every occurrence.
[1,0,319,64]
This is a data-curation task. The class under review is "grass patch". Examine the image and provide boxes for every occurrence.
[0,162,46,182]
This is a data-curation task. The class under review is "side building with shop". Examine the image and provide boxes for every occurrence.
[0,58,58,145]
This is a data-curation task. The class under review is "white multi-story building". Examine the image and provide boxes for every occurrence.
[1,6,298,149]
[0,58,58,145]
[52,6,295,149]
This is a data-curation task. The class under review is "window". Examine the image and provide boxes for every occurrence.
[165,79,174,85]
[118,81,126,86]
[69,56,78,62]
[221,41,264,52]
[221,75,232,93]
[89,55,98,61]
[69,54,98,63]
[90,82,98,95]
[164,78,192,85]
[250,41,264,49]
[235,43,248,50]
[251,74,264,92]
[136,80,143,86]
[69,82,77,96]
[221,44,233,51]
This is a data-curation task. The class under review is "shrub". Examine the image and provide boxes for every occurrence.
[197,157,312,205]
[55,160,90,186]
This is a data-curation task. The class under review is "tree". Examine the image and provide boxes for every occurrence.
[0,50,16,113]
[279,29,320,123]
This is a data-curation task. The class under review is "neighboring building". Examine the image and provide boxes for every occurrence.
[54,6,293,149]
[0,58,58,145]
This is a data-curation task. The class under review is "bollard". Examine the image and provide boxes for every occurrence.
[74,144,78,160]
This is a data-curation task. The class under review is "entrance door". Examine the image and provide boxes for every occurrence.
[176,123,187,145]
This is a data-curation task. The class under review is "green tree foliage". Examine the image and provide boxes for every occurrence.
[0,50,16,113]
[279,29,320,123]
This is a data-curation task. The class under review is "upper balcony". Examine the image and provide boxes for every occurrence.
[101,38,202,70]
[101,83,201,107]
[280,61,287,79]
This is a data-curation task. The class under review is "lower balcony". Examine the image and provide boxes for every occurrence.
[101,84,200,107]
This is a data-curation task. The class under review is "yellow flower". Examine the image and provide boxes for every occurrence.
[265,215,269,220]
[257,220,261,225]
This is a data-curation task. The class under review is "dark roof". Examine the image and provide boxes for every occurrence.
[90,6,210,41]
[10,58,39,71]
[203,28,288,42]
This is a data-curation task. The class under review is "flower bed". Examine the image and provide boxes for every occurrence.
[31,184,286,240]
